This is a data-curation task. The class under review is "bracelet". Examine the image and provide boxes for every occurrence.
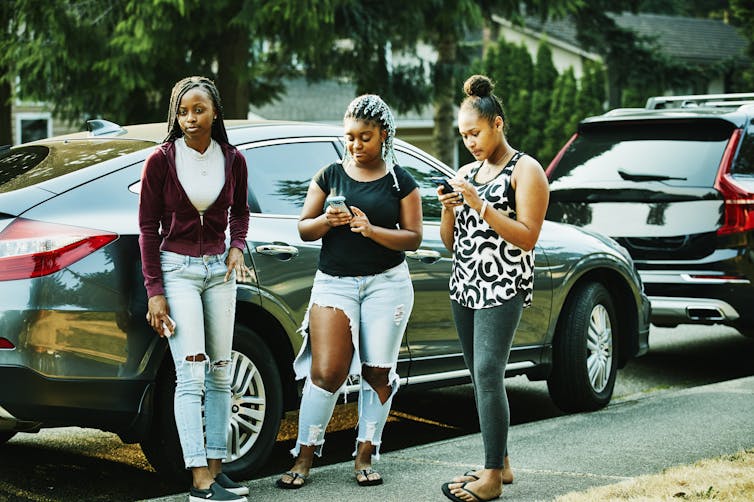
[479,200,489,218]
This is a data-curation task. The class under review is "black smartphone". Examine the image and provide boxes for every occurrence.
[428,176,454,194]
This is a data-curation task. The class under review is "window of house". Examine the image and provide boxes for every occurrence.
[16,113,52,144]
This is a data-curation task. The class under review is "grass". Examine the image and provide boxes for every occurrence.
[555,449,754,501]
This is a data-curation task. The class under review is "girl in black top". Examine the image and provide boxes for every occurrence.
[276,95,422,489]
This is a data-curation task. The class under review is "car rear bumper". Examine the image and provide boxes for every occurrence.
[650,296,740,324]
[0,365,153,435]
[639,269,752,330]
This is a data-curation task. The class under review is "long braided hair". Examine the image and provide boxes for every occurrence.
[164,76,229,144]
[343,94,400,189]
[343,94,398,167]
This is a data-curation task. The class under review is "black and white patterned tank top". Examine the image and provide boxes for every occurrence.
[449,151,534,309]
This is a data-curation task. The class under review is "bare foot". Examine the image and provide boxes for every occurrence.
[452,456,513,485]
[354,441,382,485]
[277,454,312,488]
[446,479,502,502]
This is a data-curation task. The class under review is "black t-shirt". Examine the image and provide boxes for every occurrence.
[314,162,419,276]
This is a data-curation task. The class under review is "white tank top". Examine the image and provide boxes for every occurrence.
[175,137,225,215]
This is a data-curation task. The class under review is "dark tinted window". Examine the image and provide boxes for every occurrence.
[549,121,734,187]
[243,140,340,215]
[732,121,754,175]
[0,140,152,193]
[394,149,449,222]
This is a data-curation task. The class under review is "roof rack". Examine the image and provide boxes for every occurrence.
[645,93,754,110]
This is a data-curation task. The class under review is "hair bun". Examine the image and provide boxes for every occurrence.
[463,75,494,98]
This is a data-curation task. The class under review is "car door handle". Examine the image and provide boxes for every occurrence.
[255,244,299,260]
[406,249,442,264]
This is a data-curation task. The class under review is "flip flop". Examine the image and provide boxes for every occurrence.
[453,470,480,483]
[355,467,383,486]
[455,469,513,485]
[441,482,500,502]
[275,471,307,489]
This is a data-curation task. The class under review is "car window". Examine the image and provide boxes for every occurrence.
[0,141,152,194]
[549,121,734,187]
[732,121,754,176]
[242,140,341,215]
[394,149,448,222]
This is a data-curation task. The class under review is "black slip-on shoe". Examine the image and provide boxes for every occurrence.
[188,482,247,502]
[214,473,249,496]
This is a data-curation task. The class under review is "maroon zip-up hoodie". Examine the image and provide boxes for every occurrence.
[138,140,249,298]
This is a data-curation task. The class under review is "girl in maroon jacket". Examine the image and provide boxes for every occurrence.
[138,76,250,502]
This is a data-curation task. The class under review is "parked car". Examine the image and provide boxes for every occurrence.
[0,119,649,480]
[546,92,754,337]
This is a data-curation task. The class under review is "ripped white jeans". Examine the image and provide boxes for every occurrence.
[292,261,414,460]
[160,250,236,469]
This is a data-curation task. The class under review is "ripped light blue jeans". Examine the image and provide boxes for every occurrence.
[160,250,236,469]
[292,261,414,460]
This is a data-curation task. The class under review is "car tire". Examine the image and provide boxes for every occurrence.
[547,281,618,413]
[0,432,16,445]
[140,324,283,483]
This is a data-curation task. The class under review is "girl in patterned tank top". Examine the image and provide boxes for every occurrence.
[438,75,549,502]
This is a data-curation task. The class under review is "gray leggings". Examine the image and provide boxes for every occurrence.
[451,293,524,469]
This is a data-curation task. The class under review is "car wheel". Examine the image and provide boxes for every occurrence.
[140,324,283,483]
[547,281,618,413]
[222,325,283,480]
[0,432,16,445]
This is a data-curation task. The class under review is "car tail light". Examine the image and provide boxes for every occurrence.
[715,129,754,235]
[545,132,578,178]
[0,218,118,281]
[0,337,14,349]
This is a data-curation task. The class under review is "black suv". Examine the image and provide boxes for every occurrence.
[546,93,754,337]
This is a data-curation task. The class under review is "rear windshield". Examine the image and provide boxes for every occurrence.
[548,120,735,187]
[0,139,152,193]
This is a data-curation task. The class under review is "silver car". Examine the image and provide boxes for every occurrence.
[0,119,650,480]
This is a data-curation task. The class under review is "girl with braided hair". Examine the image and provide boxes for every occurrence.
[276,94,422,489]
[438,75,549,502]
[138,76,251,501]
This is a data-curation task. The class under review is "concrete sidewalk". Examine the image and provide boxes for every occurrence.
[142,376,754,502]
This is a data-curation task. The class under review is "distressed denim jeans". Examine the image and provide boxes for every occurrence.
[292,261,414,459]
[160,250,236,468]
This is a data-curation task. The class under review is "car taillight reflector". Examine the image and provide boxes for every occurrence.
[715,129,754,236]
[0,337,14,349]
[0,218,118,281]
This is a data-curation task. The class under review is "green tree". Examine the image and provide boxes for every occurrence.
[522,41,559,160]
[541,68,578,164]
[731,0,754,88]
[4,0,339,129]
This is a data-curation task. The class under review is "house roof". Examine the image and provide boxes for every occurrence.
[614,12,747,64]
[248,77,435,129]
[502,11,747,66]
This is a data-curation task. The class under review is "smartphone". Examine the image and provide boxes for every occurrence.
[429,176,462,200]
[162,316,176,337]
[325,195,352,216]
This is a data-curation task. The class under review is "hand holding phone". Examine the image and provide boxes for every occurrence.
[162,316,176,338]
[429,176,463,201]
[325,195,352,216]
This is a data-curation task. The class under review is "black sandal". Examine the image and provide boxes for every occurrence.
[275,471,307,489]
[355,467,383,487]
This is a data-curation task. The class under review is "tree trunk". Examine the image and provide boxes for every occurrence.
[0,74,12,146]
[433,33,458,167]
[217,26,250,119]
